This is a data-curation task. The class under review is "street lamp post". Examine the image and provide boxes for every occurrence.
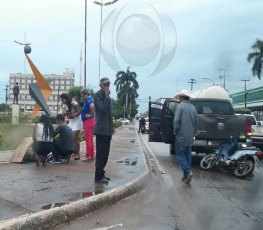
[202,77,215,85]
[84,0,87,88]
[218,75,223,87]
[93,0,120,82]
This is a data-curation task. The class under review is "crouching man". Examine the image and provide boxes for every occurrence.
[49,114,76,163]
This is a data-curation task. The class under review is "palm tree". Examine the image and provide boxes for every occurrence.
[114,67,139,118]
[117,83,139,104]
[247,39,263,80]
[117,83,139,116]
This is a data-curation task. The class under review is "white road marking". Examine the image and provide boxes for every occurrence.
[90,223,123,230]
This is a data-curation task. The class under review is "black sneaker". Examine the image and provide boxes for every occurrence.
[103,175,110,181]
[62,155,70,163]
[181,175,187,183]
[95,177,109,184]
[49,159,61,164]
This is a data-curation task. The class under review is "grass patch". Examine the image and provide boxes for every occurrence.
[0,124,34,151]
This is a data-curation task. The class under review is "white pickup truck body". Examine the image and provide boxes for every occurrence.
[237,114,263,150]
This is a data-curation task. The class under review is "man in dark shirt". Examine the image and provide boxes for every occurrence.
[93,77,113,184]
[49,114,76,164]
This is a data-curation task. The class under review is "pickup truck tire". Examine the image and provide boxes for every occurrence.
[200,154,217,170]
[169,143,175,155]
[233,159,254,178]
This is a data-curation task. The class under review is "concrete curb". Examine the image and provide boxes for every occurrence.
[0,133,149,230]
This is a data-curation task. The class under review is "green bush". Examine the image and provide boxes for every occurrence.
[19,115,31,124]
[0,124,33,150]
[0,133,4,146]
[113,120,122,128]
[0,115,12,123]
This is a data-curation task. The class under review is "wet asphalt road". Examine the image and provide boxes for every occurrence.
[54,133,263,230]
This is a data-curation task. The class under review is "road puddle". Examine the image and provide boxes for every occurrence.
[41,187,106,210]
[68,185,105,202]
[68,191,94,201]
[117,157,138,166]
[41,202,68,210]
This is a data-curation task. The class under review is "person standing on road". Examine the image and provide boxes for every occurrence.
[13,82,19,104]
[173,90,197,184]
[93,77,114,184]
[60,93,82,160]
[81,89,95,162]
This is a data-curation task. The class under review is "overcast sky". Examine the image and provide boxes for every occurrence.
[0,0,262,113]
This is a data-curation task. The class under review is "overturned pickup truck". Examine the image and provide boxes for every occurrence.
[149,86,251,154]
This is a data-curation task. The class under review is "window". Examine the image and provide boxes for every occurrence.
[191,100,233,115]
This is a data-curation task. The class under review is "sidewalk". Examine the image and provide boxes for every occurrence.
[0,124,149,229]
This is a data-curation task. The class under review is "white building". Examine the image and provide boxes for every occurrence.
[8,69,75,116]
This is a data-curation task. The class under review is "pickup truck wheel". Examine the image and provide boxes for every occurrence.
[233,159,254,178]
[169,144,175,155]
[200,154,217,170]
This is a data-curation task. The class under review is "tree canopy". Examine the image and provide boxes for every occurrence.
[114,67,139,119]
[247,39,263,80]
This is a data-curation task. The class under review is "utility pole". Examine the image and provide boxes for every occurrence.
[219,68,226,89]
[84,0,87,88]
[5,85,8,115]
[242,79,250,108]
[188,78,196,91]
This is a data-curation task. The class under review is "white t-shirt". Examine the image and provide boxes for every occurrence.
[63,100,83,131]
[35,123,53,142]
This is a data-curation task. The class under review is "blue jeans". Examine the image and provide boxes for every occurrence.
[175,138,192,176]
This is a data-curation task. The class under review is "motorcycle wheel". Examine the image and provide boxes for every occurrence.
[233,159,254,178]
[200,154,217,170]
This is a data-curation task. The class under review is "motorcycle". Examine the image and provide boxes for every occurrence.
[200,137,262,178]
[140,124,146,134]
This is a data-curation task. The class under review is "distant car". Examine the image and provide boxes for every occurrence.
[236,114,263,150]
[118,118,130,125]
[145,117,149,133]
